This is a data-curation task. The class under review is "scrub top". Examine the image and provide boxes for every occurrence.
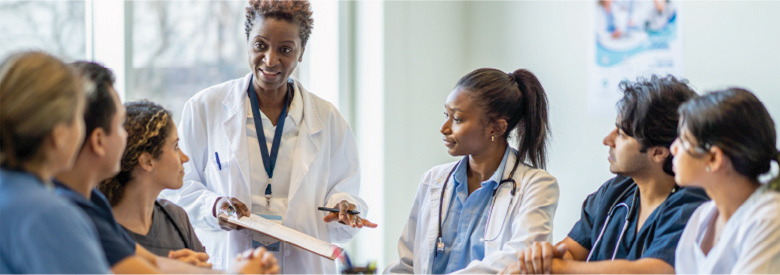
[567,175,709,266]
[0,169,110,274]
[55,181,137,266]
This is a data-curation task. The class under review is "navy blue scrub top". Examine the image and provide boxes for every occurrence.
[567,175,709,266]
[55,181,136,266]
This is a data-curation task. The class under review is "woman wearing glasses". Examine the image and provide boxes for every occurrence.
[672,88,780,273]
[385,68,559,274]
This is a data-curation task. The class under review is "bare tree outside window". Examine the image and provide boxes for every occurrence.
[0,1,86,60]
[131,0,247,122]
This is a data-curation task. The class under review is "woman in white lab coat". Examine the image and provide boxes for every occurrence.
[160,0,375,273]
[671,88,780,273]
[385,68,559,274]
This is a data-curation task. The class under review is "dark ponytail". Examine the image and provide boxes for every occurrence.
[456,68,550,169]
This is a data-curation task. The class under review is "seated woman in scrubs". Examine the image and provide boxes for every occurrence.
[0,51,109,273]
[385,68,560,274]
[672,88,780,273]
[100,100,208,264]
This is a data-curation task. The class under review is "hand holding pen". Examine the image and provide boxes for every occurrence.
[214,196,250,231]
[321,200,378,228]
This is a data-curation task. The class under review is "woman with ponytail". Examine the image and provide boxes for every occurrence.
[385,68,559,274]
[672,88,780,273]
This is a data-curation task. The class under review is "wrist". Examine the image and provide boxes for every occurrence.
[213,197,222,217]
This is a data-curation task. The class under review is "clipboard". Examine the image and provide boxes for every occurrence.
[219,212,343,261]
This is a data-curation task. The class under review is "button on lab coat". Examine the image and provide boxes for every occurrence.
[160,73,366,273]
[384,151,559,274]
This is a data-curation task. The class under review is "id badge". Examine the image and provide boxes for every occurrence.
[251,196,288,269]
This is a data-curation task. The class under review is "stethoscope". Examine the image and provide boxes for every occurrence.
[435,150,521,257]
[585,183,678,262]
[156,200,191,250]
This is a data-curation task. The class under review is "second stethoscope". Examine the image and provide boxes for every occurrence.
[586,183,678,262]
[435,150,521,257]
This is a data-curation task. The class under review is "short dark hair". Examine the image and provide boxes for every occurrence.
[69,61,117,146]
[679,88,779,185]
[456,68,550,169]
[245,0,314,47]
[616,74,696,176]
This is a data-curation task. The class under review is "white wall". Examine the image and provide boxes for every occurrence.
[375,0,780,268]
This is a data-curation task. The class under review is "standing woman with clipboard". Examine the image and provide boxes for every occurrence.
[386,68,560,274]
[159,0,376,273]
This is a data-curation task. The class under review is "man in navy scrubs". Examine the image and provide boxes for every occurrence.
[505,75,709,274]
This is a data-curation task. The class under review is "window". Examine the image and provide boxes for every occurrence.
[0,1,86,60]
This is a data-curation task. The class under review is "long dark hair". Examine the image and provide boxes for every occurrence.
[679,88,780,190]
[99,100,173,206]
[456,68,550,169]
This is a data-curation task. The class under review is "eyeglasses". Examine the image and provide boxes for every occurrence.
[676,136,711,158]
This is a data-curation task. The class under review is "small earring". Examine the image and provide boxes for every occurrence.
[705,166,711,172]
[491,135,495,142]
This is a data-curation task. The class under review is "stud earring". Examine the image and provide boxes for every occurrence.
[705,166,711,172]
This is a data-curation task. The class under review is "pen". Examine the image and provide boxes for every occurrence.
[215,152,222,170]
[318,207,361,215]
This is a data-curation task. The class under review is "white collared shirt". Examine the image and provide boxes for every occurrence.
[246,83,304,213]
[675,185,780,274]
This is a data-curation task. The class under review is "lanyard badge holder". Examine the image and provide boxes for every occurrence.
[247,77,292,269]
[247,77,292,210]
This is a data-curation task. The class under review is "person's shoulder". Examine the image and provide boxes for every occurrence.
[594,175,634,196]
[296,81,347,124]
[667,186,710,207]
[156,199,188,217]
[748,188,780,219]
[185,75,247,110]
[420,161,460,187]
[13,190,94,232]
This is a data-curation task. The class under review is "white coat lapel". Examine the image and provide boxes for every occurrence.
[425,164,456,272]
[484,151,520,250]
[222,74,252,201]
[287,81,323,202]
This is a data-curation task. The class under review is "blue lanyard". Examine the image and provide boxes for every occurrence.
[247,77,292,209]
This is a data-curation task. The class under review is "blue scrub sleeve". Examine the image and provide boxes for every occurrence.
[15,206,110,273]
[567,180,612,250]
[641,187,709,267]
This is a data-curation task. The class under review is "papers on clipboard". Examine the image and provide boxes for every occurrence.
[221,213,343,261]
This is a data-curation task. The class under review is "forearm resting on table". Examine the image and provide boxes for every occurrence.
[553,257,673,274]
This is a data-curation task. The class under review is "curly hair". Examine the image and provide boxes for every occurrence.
[99,100,172,206]
[245,0,314,47]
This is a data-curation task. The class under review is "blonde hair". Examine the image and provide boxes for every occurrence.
[0,51,86,169]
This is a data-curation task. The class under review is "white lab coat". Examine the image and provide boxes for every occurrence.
[160,73,366,273]
[385,151,559,274]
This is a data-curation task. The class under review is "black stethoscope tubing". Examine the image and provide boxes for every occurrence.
[435,150,521,257]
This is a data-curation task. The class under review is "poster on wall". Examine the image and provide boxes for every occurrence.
[589,0,683,115]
